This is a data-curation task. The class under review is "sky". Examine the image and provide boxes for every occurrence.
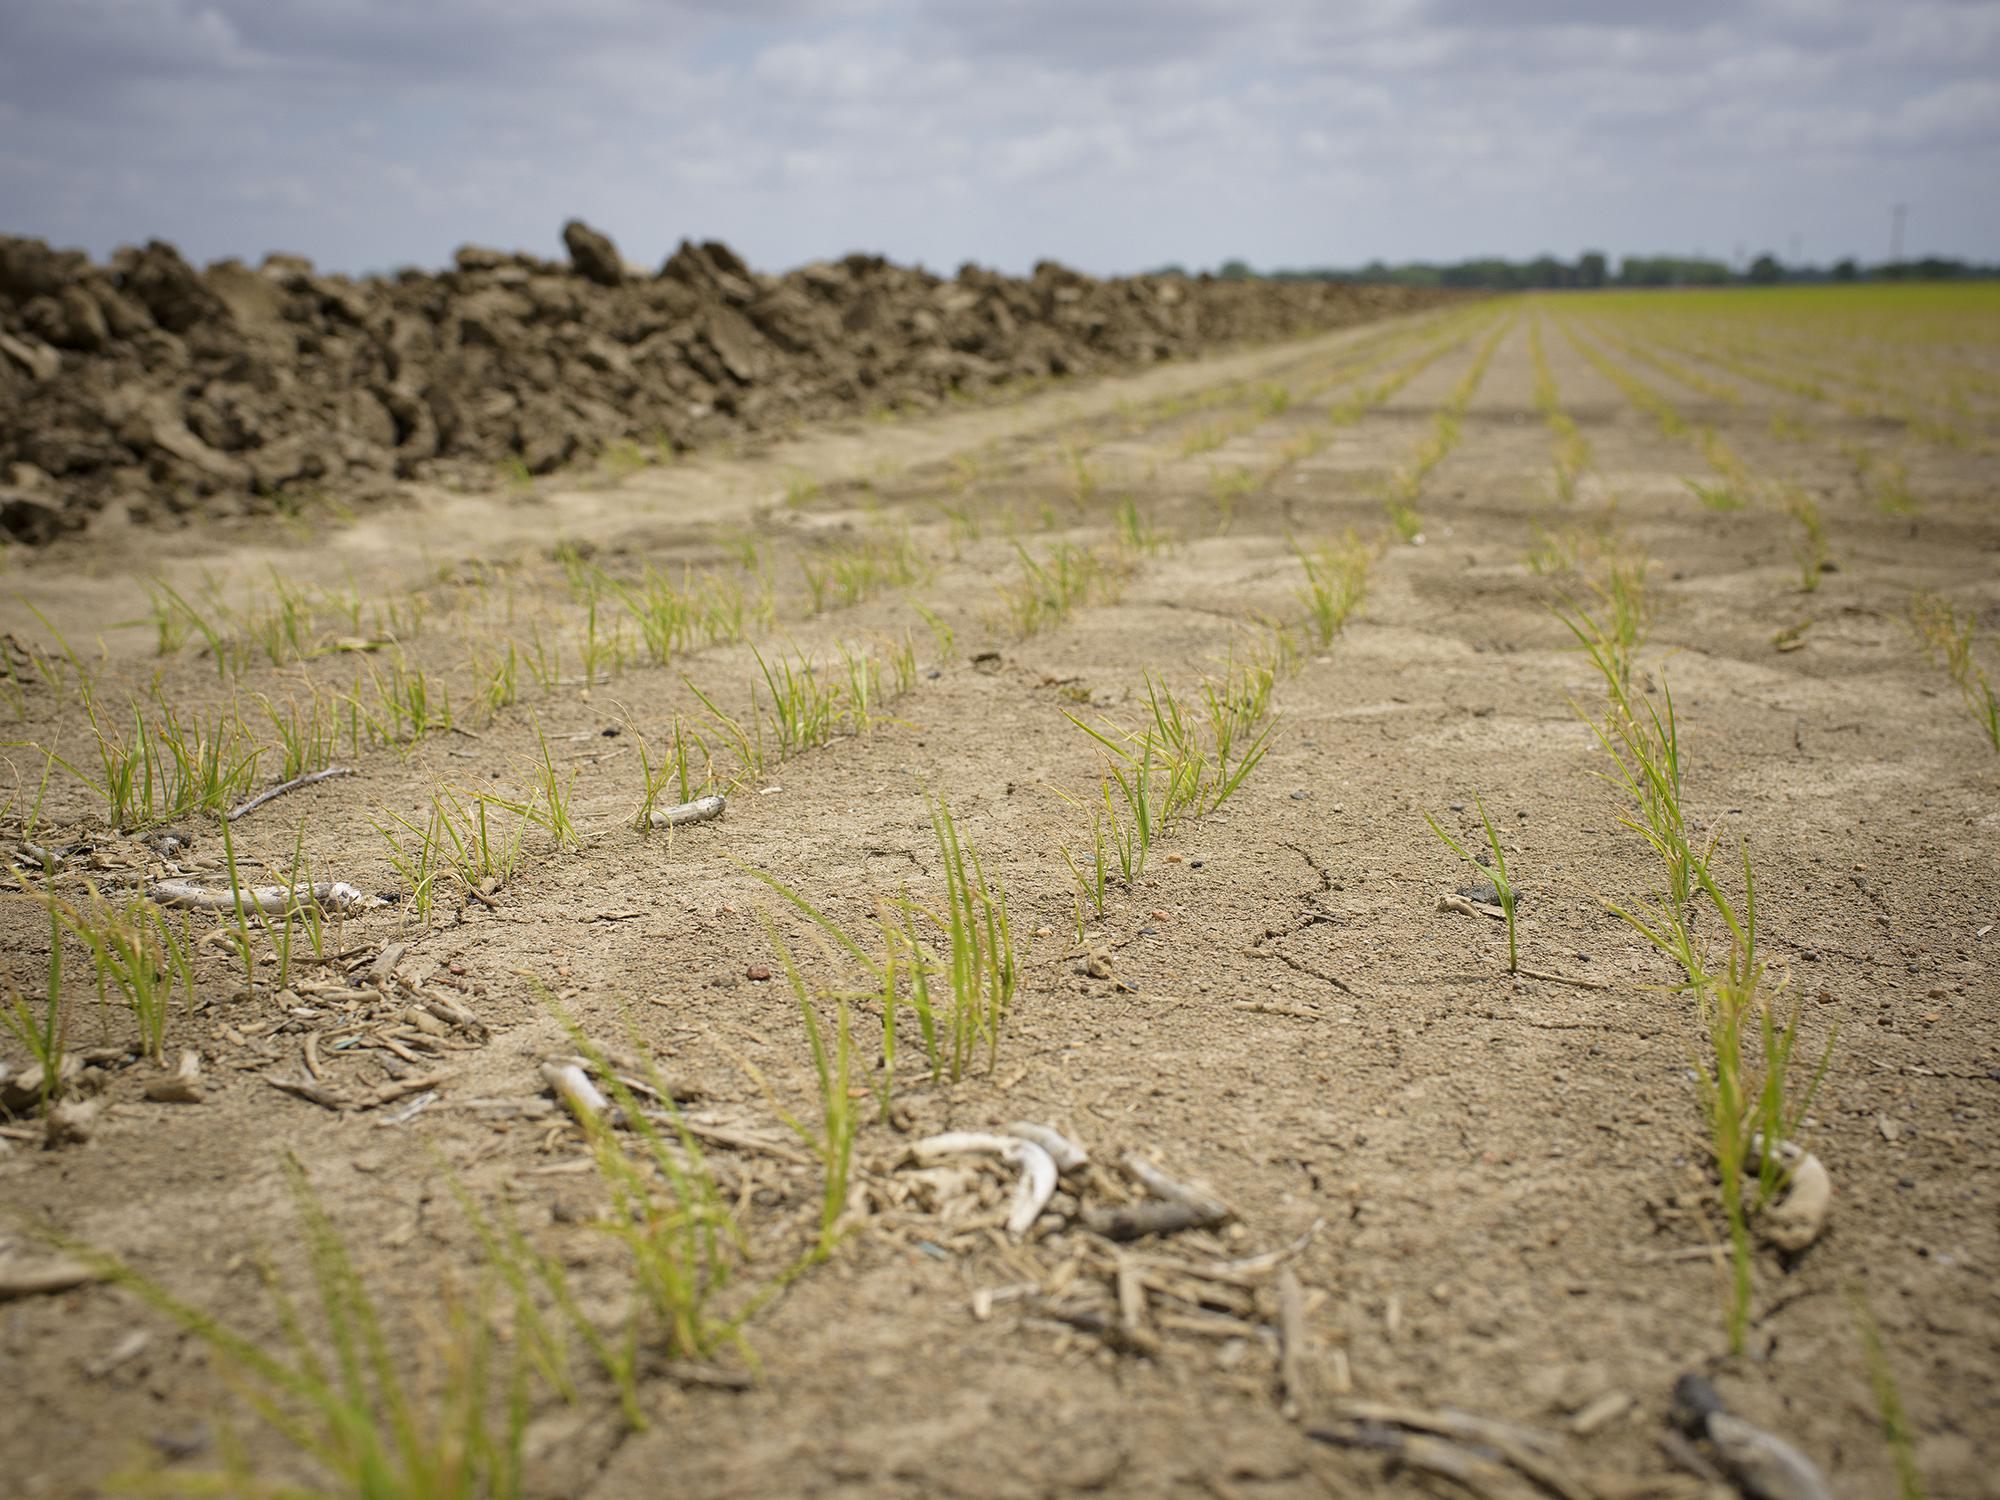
[2,0,1996,277]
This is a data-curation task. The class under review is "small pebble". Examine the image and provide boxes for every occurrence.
[745,965,772,982]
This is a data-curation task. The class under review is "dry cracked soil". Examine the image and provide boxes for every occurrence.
[1,297,1996,1499]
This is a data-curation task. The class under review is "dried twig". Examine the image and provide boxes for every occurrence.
[649,794,727,829]
[1275,1267,1307,1420]
[149,880,374,915]
[1673,1374,1831,1500]
[225,766,357,822]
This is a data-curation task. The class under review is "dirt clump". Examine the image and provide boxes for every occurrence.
[0,221,1453,542]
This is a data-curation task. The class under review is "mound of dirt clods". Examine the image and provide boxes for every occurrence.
[0,221,1450,543]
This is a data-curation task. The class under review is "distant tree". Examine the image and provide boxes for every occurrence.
[1748,253,1783,284]
[1576,251,1609,287]
[1218,259,1256,281]
[1831,258,1858,282]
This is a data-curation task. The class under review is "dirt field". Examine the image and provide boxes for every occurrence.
[2,288,1997,1499]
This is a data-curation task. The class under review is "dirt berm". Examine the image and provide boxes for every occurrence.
[0,221,1455,544]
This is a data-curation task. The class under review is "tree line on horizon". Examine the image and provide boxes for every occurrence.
[1164,251,1996,288]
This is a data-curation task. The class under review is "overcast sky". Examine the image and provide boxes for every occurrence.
[2,0,1995,277]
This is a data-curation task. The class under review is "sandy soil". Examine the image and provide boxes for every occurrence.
[2,298,1996,1499]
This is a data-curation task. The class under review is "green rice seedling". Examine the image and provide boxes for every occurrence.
[878,897,938,1098]
[1864,456,1918,515]
[527,720,580,852]
[1,887,68,1109]
[62,692,261,830]
[1560,323,1686,437]
[81,1152,534,1496]
[936,501,980,554]
[575,595,612,684]
[434,785,532,890]
[552,1025,754,1398]
[214,814,263,997]
[838,642,881,738]
[14,596,107,701]
[1179,423,1227,457]
[1554,559,1652,699]
[370,652,452,744]
[376,805,445,928]
[684,678,765,784]
[471,641,520,715]
[235,823,314,992]
[1057,808,1110,923]
[553,539,597,600]
[154,694,261,814]
[753,647,842,757]
[602,567,699,666]
[1068,703,1160,840]
[523,623,561,697]
[1062,440,1099,510]
[261,692,339,782]
[1908,593,2000,751]
[783,469,822,507]
[799,530,928,614]
[628,713,717,829]
[1295,534,1370,647]
[1684,477,1748,512]
[924,794,1017,1080]
[242,569,321,666]
[63,888,197,1064]
[1625,837,1830,1353]
[1114,497,1167,556]
[1209,466,1257,532]
[762,926,859,1262]
[1526,522,1589,576]
[1774,483,1831,591]
[1768,407,1813,443]
[1382,483,1422,545]
[1255,381,1292,418]
[1424,793,1519,974]
[1567,617,1834,1348]
[1849,1287,1925,1500]
[142,581,196,656]
[500,452,534,491]
[600,438,650,479]
[1274,425,1331,469]
[1000,542,1119,639]
[884,630,918,699]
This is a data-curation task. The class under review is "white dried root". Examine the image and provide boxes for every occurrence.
[1674,1374,1832,1500]
[1002,1121,1088,1172]
[649,794,726,829]
[142,1049,203,1105]
[1746,1135,1832,1252]
[147,879,375,915]
[540,1058,612,1123]
[907,1131,1060,1238]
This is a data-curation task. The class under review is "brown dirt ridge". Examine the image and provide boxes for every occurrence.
[0,222,1452,544]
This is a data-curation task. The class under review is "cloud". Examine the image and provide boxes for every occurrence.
[0,0,1992,274]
